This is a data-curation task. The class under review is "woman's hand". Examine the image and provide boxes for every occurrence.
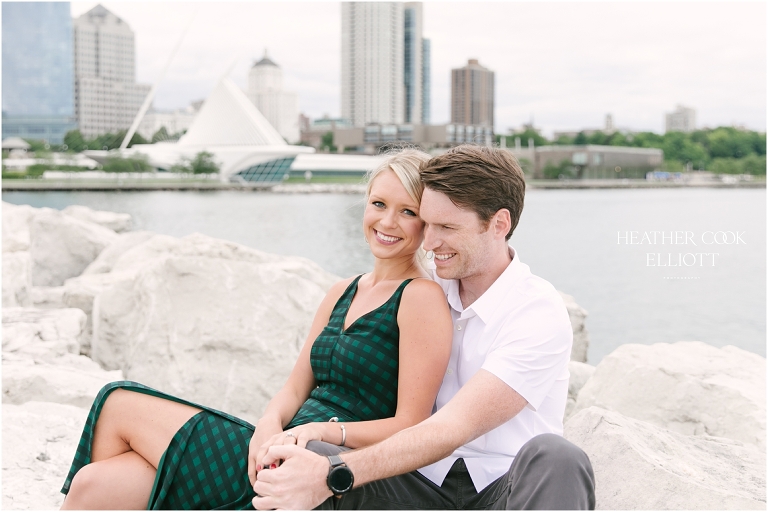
[247,418,282,486]
[259,422,335,458]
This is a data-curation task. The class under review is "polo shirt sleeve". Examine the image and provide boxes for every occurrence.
[480,291,572,411]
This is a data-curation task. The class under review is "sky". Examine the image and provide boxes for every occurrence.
[69,1,767,137]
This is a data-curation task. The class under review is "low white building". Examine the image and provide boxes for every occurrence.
[247,51,299,144]
[136,105,199,141]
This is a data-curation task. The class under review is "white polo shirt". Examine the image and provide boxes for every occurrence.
[417,247,572,492]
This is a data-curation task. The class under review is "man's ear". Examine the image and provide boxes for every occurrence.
[491,209,512,240]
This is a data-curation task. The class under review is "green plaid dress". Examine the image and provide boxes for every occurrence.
[61,276,414,510]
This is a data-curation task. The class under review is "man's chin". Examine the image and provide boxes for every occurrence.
[434,265,460,280]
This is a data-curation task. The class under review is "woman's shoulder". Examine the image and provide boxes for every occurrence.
[400,277,447,305]
[325,275,359,300]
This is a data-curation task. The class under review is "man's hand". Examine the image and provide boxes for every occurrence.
[252,445,334,510]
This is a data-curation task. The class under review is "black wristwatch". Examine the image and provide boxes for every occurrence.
[326,454,354,495]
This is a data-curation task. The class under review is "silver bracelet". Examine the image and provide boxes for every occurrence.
[339,423,346,446]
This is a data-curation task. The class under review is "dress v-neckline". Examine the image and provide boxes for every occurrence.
[341,276,411,333]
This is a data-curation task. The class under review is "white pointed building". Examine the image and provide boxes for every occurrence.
[85,75,385,184]
[87,77,312,182]
[247,51,300,144]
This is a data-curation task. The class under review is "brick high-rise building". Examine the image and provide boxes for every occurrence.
[451,58,494,129]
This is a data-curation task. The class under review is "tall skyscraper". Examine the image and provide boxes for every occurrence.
[665,105,696,133]
[403,3,422,125]
[342,2,404,126]
[1,2,77,144]
[342,2,431,127]
[247,51,300,143]
[421,38,431,125]
[451,58,494,129]
[73,4,151,138]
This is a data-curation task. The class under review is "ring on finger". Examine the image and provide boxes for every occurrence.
[285,431,295,438]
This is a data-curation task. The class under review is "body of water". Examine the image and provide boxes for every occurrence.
[4,188,765,364]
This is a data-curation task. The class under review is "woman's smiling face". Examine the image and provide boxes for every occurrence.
[363,169,425,262]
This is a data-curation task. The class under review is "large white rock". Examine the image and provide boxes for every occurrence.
[2,357,121,408]
[62,204,133,233]
[573,341,766,449]
[82,230,156,275]
[109,232,339,291]
[30,285,66,309]
[2,251,32,307]
[2,202,53,253]
[91,255,333,424]
[564,407,766,509]
[2,401,88,510]
[2,307,87,362]
[560,291,589,362]
[62,272,134,356]
[565,361,595,421]
[30,210,118,286]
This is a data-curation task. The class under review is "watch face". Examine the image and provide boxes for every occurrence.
[329,466,354,493]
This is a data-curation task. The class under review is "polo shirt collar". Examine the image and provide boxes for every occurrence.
[444,247,525,323]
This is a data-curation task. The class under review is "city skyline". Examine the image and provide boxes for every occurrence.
[69,1,766,137]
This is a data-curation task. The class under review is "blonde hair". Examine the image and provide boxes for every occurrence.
[365,147,433,270]
[365,148,431,204]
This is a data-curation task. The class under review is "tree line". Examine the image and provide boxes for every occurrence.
[499,126,766,175]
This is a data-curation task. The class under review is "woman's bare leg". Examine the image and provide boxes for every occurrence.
[61,451,156,510]
[62,389,201,509]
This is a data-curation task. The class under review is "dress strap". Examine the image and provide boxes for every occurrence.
[326,275,363,329]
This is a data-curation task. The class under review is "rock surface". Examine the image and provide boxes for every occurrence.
[2,307,87,361]
[2,402,88,510]
[560,291,589,362]
[3,357,121,408]
[2,251,32,307]
[82,230,156,275]
[565,361,595,420]
[565,407,766,509]
[62,204,132,233]
[92,253,335,424]
[30,286,66,309]
[30,211,118,286]
[573,341,766,449]
[2,202,51,253]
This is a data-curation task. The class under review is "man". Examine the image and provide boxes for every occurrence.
[252,145,595,510]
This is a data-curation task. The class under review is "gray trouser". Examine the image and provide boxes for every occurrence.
[307,434,595,510]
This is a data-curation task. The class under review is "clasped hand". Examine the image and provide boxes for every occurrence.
[247,422,328,486]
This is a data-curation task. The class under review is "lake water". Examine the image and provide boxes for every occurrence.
[4,187,765,364]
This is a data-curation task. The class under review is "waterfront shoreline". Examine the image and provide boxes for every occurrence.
[2,179,764,192]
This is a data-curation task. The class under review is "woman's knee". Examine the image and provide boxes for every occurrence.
[63,465,102,509]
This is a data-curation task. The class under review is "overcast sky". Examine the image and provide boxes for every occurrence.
[70,1,766,137]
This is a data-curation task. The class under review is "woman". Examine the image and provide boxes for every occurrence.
[60,149,453,510]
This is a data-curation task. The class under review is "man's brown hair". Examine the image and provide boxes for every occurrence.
[420,144,526,240]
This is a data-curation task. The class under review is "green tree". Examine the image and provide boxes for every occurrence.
[542,160,575,179]
[188,151,219,174]
[573,132,588,145]
[739,154,767,175]
[152,127,171,143]
[170,152,220,174]
[102,154,153,172]
[510,128,548,148]
[320,131,336,152]
[63,130,87,152]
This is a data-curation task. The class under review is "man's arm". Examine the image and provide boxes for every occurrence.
[252,369,527,510]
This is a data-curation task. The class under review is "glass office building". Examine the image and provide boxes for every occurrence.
[422,38,431,125]
[2,2,76,144]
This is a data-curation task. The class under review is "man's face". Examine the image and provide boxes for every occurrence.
[420,187,496,281]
